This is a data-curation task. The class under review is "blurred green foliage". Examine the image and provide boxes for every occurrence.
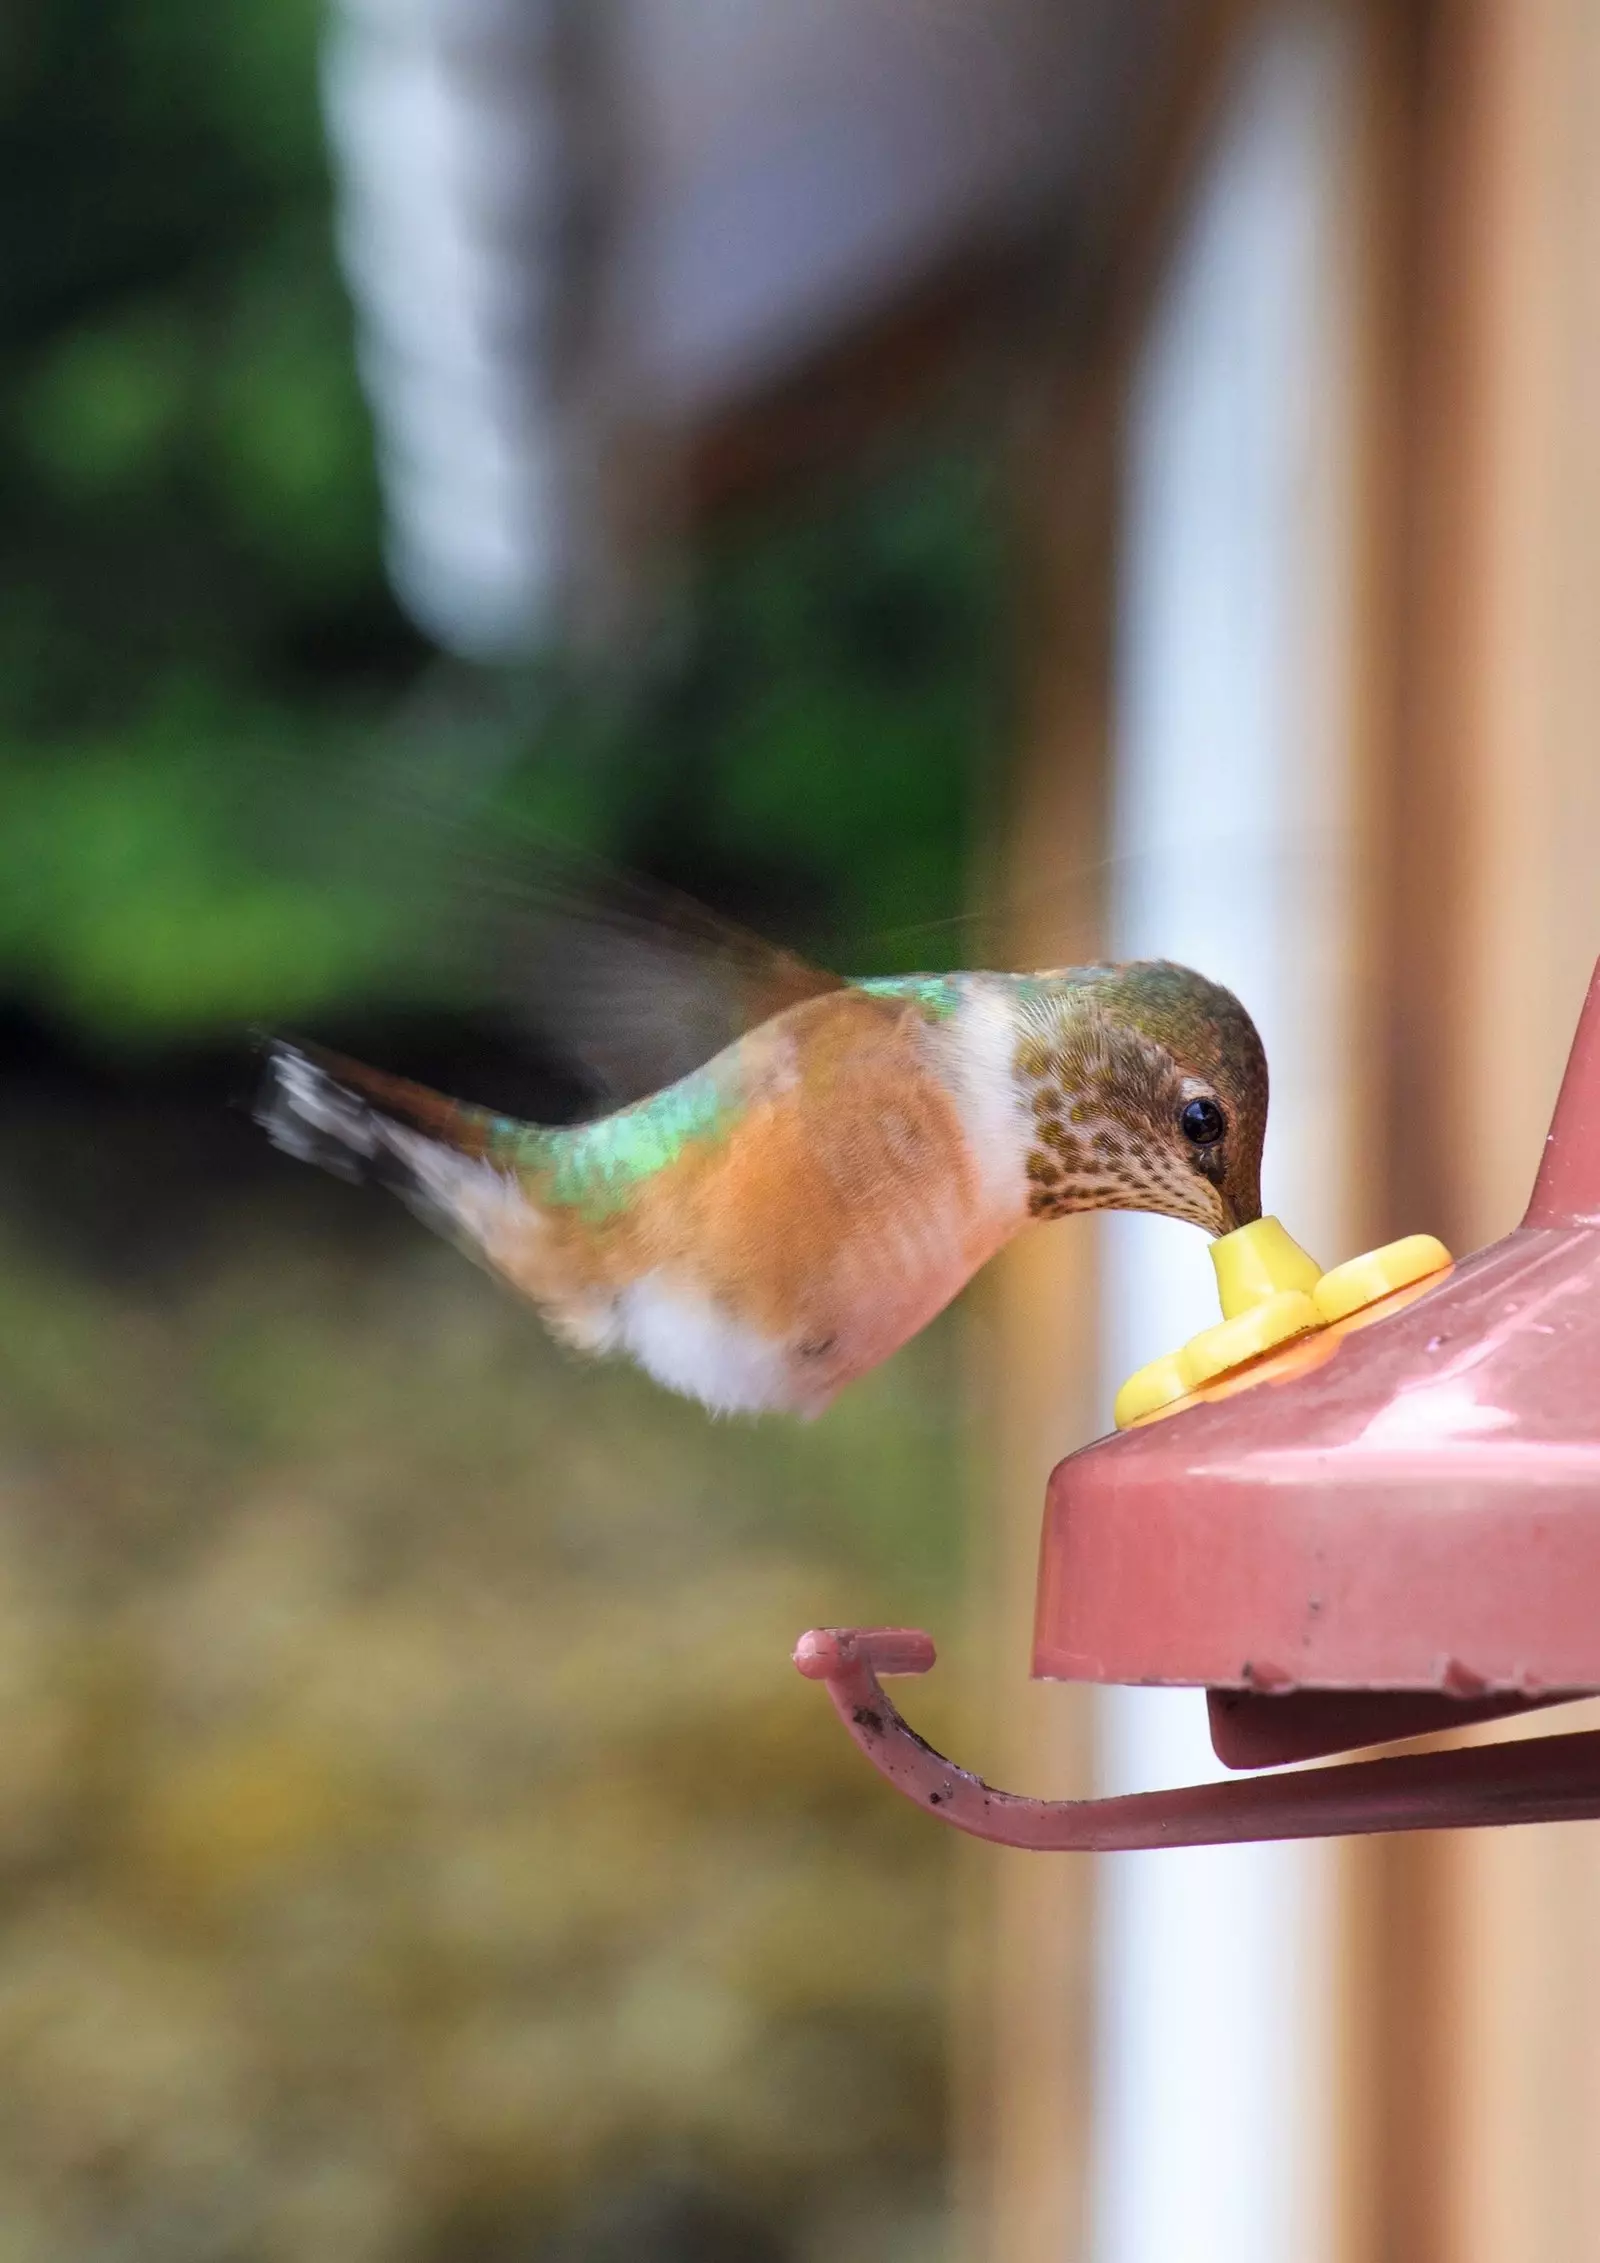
[1,0,1003,1047]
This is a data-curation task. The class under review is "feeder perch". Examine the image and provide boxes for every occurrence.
[794,959,1600,1849]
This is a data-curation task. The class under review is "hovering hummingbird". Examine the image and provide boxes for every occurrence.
[257,856,1267,1418]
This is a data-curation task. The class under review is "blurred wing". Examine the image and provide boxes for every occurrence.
[444,829,845,1104]
[292,770,845,1111]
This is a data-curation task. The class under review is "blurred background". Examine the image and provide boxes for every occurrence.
[5,2,1600,2261]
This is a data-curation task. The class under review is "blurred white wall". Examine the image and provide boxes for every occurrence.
[1093,7,1361,2259]
[320,0,1134,657]
[321,0,607,657]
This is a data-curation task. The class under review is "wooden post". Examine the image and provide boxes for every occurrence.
[1345,4,1600,2257]
[1423,6,1600,2258]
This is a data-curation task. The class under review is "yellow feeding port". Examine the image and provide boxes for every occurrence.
[1111,1352,1195,1431]
[1210,1216,1322,1315]
[1108,1219,1453,1430]
[1312,1234,1453,1323]
[1179,1290,1323,1387]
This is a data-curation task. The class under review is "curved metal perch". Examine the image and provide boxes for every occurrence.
[793,1628,1600,1849]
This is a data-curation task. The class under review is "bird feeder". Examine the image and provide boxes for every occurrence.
[794,959,1600,1848]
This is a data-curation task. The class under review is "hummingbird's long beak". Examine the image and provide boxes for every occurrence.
[1221,1170,1264,1235]
[1214,1189,1255,1237]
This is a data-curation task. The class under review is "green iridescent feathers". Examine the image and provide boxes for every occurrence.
[514,974,963,1220]
[512,1068,740,1220]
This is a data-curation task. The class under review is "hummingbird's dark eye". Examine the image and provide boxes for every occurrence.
[1180,1097,1226,1147]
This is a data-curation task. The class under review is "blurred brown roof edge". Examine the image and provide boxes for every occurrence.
[322,0,1260,656]
[682,0,1275,527]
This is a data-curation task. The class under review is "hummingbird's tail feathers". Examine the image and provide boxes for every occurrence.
[265,1042,501,1156]
[255,1042,380,1185]
[255,1042,523,1253]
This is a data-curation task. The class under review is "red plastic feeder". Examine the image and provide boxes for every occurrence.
[794,960,1600,1848]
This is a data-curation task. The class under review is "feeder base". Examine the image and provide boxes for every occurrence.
[1206,1685,1574,1769]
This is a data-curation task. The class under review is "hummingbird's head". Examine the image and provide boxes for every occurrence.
[1014,961,1267,1237]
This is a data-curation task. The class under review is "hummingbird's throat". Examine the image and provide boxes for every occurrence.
[1021,1071,1215,1230]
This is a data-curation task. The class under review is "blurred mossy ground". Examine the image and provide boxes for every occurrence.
[0,1098,969,2263]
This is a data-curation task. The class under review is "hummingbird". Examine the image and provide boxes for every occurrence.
[256,860,1267,1418]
